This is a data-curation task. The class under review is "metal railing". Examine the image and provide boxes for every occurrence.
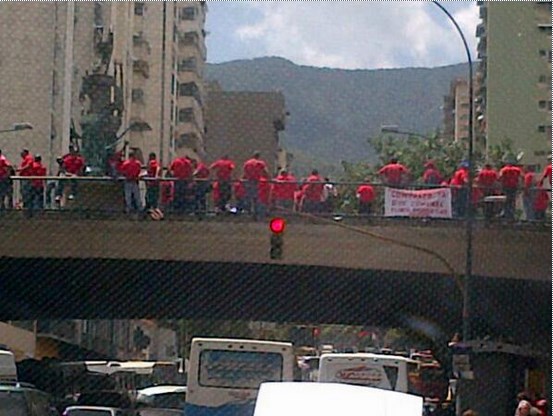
[0,175,550,224]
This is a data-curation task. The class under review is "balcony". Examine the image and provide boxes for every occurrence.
[133,59,150,79]
[476,23,486,38]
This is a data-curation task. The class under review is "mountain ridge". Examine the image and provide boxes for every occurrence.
[206,57,468,172]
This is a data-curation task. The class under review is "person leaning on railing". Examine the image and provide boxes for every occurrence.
[119,150,143,214]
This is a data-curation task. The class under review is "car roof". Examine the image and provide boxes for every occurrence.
[137,385,187,396]
[65,406,121,411]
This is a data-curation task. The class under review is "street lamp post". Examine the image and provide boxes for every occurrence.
[431,1,474,344]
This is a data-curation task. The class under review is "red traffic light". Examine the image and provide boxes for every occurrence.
[269,217,286,234]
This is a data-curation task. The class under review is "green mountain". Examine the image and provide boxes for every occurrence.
[206,57,468,171]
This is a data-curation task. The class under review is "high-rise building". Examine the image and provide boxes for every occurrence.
[476,1,552,168]
[0,2,207,172]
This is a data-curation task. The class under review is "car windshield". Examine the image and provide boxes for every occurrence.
[0,391,28,416]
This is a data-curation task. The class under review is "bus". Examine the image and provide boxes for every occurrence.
[317,353,423,395]
[185,338,295,416]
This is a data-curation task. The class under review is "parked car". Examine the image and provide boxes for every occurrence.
[63,406,125,416]
[0,381,58,415]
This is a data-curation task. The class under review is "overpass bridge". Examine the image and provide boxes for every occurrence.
[0,214,550,349]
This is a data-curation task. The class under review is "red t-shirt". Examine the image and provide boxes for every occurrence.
[357,185,376,203]
[302,175,324,201]
[234,181,246,200]
[120,158,142,181]
[272,174,297,201]
[499,165,522,189]
[379,163,408,185]
[63,154,85,175]
[423,168,443,185]
[31,162,46,189]
[146,159,160,187]
[212,181,220,204]
[19,154,34,176]
[243,158,267,181]
[195,163,210,180]
[170,157,193,180]
[534,189,550,211]
[477,168,498,188]
[524,172,536,190]
[210,159,235,181]
[451,168,469,187]
[0,155,11,179]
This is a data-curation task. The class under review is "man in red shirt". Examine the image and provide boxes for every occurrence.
[210,155,235,212]
[498,160,522,220]
[356,180,376,216]
[120,151,143,214]
[451,162,470,218]
[476,162,499,220]
[272,170,298,212]
[378,157,410,188]
[422,161,443,186]
[302,169,324,214]
[169,156,193,213]
[242,151,269,218]
[144,152,161,210]
[28,154,47,217]
[61,144,86,200]
[0,150,12,211]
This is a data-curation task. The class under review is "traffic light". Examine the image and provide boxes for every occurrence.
[269,217,286,260]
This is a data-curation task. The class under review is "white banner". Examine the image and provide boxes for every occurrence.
[385,188,452,218]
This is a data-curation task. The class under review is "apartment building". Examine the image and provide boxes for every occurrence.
[0,1,207,172]
[205,90,288,175]
[476,1,552,168]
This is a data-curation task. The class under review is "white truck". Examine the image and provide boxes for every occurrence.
[0,349,17,382]
[317,352,420,394]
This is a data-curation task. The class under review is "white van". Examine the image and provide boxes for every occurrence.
[0,349,17,382]
[318,353,420,394]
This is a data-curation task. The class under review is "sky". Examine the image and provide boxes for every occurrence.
[205,1,480,70]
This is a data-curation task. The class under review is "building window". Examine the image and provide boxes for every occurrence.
[178,108,194,123]
[538,125,552,135]
[179,82,202,104]
[178,57,197,72]
[179,31,199,46]
[134,2,145,16]
[132,89,144,103]
[176,133,196,149]
[539,100,552,111]
[539,49,552,62]
[180,7,196,20]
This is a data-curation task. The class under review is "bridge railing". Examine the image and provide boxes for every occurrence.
[0,176,550,223]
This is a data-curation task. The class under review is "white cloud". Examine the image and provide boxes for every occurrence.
[232,2,479,70]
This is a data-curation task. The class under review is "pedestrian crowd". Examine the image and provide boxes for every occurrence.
[0,146,551,221]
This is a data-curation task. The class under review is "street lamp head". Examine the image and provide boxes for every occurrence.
[13,122,33,131]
